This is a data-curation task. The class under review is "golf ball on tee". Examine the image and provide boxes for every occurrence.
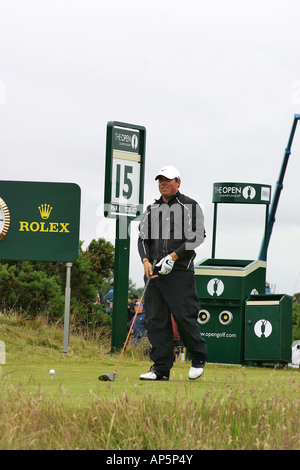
[49,369,55,375]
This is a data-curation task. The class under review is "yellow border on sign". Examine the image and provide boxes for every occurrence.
[113,150,141,162]
[194,260,266,278]
[246,300,280,306]
[0,197,10,241]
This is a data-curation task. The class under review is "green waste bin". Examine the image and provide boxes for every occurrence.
[245,294,292,365]
[194,258,266,364]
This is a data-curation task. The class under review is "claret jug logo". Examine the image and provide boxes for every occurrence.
[207,278,225,297]
[242,185,256,200]
[19,204,70,233]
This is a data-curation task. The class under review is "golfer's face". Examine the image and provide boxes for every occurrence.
[158,177,180,201]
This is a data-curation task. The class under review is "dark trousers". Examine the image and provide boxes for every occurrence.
[144,270,208,376]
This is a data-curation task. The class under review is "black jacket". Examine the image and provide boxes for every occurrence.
[138,191,205,271]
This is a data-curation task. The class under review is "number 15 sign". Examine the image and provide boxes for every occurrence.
[104,121,146,220]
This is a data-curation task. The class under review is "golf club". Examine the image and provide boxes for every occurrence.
[98,259,157,382]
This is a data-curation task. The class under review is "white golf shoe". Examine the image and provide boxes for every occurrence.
[188,366,204,380]
[140,367,169,381]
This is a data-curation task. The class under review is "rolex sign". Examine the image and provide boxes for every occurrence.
[0,181,81,262]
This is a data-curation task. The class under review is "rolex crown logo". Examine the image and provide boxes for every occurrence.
[38,204,53,219]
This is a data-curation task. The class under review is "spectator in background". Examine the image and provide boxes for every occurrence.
[128,294,138,323]
[104,279,114,315]
[128,301,147,343]
[98,288,105,304]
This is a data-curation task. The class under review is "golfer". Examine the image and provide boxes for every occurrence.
[138,165,208,381]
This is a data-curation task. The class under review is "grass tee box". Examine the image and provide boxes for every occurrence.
[0,181,81,262]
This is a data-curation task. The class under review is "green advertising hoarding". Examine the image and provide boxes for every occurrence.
[0,181,81,262]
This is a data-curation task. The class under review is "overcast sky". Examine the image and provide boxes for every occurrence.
[1,0,300,295]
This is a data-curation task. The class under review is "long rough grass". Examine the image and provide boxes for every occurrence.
[0,313,299,450]
[0,375,299,450]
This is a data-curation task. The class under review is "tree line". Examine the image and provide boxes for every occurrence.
[0,239,299,341]
[0,238,115,328]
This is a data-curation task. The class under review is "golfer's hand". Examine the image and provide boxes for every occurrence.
[143,259,154,278]
[156,255,175,275]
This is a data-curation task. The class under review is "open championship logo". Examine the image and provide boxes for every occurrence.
[207,278,224,297]
[242,186,256,200]
[131,134,138,150]
[254,319,272,338]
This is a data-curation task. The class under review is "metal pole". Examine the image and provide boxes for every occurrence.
[63,262,72,355]
[259,114,300,260]
[211,203,218,258]
[111,217,131,352]
[260,205,270,262]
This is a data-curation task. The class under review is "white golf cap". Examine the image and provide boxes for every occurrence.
[155,165,181,180]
